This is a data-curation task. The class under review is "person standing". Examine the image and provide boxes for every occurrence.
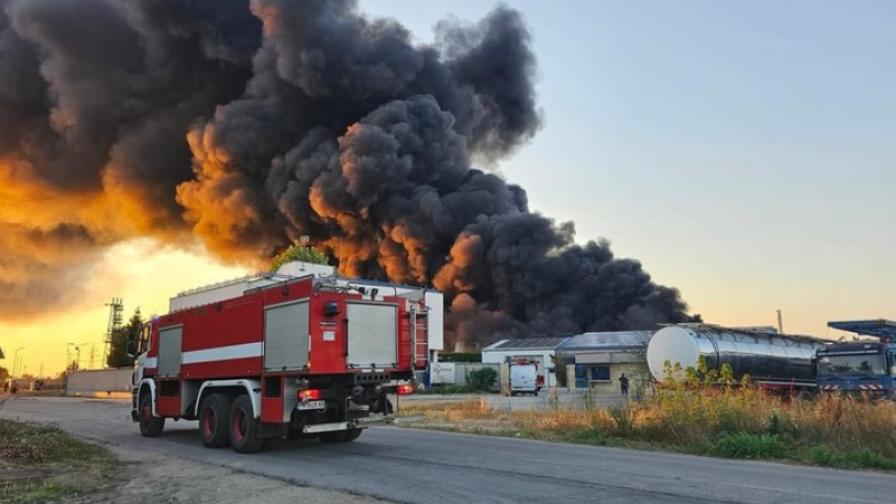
[619,373,629,397]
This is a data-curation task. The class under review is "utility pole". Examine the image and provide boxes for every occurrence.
[776,309,784,334]
[103,297,124,367]
[67,342,87,371]
[12,347,24,377]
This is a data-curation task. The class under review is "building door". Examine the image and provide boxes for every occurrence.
[574,364,587,388]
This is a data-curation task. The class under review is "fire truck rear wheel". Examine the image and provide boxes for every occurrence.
[139,392,164,437]
[199,393,231,448]
[229,395,265,453]
[319,428,363,443]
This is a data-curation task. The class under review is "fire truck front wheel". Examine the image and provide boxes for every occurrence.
[229,395,265,453]
[138,393,164,437]
[199,393,231,448]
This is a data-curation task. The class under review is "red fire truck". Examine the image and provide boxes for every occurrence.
[130,262,441,453]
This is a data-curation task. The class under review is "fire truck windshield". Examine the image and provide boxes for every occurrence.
[138,323,151,355]
[818,353,887,377]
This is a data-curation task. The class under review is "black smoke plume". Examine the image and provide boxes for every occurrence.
[0,0,696,346]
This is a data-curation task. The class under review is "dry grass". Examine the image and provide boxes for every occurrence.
[0,418,119,503]
[398,389,896,470]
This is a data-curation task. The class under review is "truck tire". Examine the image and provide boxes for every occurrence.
[229,395,265,453]
[199,393,231,448]
[138,392,164,437]
[319,428,363,443]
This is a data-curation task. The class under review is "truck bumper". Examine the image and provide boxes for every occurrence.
[301,415,395,434]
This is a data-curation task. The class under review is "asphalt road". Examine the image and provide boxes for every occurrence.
[2,397,895,503]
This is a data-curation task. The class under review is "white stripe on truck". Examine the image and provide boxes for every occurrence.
[181,342,263,365]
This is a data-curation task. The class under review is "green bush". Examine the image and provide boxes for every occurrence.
[561,427,609,446]
[708,432,786,459]
[551,353,574,387]
[804,445,896,471]
[468,367,498,391]
[765,409,781,436]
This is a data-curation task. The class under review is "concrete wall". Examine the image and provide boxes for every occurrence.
[65,368,133,396]
[587,362,653,399]
[3,378,63,392]
[566,361,654,399]
[431,362,500,390]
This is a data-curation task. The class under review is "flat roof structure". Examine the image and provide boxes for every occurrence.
[828,319,896,340]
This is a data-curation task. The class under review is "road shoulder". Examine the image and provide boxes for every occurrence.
[79,443,392,504]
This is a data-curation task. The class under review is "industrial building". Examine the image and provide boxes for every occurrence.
[481,338,568,387]
[556,331,653,395]
[482,332,655,392]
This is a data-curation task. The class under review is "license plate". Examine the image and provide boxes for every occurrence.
[297,400,325,410]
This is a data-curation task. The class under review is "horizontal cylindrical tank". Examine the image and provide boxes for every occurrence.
[646,325,826,384]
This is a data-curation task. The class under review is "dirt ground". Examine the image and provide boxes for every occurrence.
[0,395,388,504]
[70,443,391,504]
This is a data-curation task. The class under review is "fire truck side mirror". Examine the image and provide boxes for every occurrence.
[324,301,340,316]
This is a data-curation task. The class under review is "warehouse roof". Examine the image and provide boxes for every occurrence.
[482,338,568,352]
[557,331,653,352]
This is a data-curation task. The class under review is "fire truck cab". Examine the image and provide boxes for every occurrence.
[130,262,442,452]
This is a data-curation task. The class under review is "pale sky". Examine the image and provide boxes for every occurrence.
[363,0,896,335]
[3,1,894,376]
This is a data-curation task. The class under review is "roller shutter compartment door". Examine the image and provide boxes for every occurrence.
[347,303,397,368]
[157,326,182,378]
[264,300,310,371]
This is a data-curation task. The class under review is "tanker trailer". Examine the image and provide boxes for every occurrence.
[646,324,827,389]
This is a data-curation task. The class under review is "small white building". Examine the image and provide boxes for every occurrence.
[557,331,653,394]
[481,338,568,387]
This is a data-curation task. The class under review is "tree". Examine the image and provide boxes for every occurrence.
[107,309,143,368]
[551,353,574,387]
[0,366,8,381]
[270,243,330,271]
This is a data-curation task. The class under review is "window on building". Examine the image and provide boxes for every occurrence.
[574,364,587,388]
[590,366,610,381]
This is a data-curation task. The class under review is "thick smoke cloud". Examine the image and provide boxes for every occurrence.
[0,0,696,346]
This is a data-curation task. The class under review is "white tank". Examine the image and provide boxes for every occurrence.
[646,324,825,384]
